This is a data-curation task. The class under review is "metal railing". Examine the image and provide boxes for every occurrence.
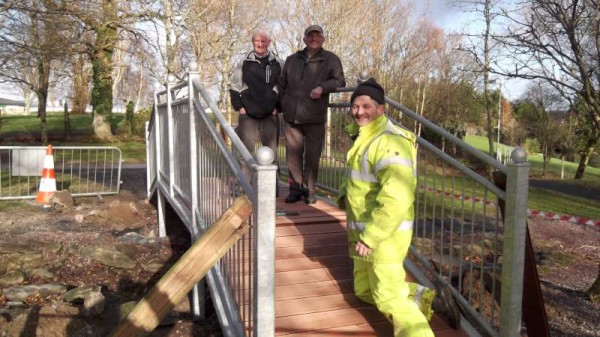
[0,146,122,200]
[148,64,529,337]
[147,63,277,337]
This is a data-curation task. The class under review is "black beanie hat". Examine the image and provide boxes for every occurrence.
[351,78,385,105]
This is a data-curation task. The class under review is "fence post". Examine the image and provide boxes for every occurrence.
[252,146,277,337]
[499,148,530,337]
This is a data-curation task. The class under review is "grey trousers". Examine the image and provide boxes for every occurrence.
[284,121,325,195]
[235,114,279,183]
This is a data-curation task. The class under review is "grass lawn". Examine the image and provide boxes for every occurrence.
[0,113,146,163]
[466,135,600,219]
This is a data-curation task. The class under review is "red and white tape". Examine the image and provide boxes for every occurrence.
[421,186,600,228]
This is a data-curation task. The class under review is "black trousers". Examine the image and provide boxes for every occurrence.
[284,121,325,195]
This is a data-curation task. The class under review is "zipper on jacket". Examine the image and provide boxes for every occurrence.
[266,64,271,83]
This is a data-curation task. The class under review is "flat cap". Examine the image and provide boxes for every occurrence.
[304,25,324,37]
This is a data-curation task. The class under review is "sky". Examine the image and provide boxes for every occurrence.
[423,0,529,100]
[1,0,528,102]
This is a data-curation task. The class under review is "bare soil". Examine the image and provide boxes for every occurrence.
[0,168,223,337]
[0,168,598,336]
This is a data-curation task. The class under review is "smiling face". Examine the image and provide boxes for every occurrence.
[303,31,325,54]
[351,95,385,127]
[252,32,271,57]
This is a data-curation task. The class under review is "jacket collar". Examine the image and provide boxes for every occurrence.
[245,50,276,62]
[300,47,325,61]
[357,115,388,139]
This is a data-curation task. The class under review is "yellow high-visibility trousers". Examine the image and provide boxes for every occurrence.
[354,260,435,337]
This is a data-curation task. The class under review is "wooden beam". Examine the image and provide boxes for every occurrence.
[109,195,253,337]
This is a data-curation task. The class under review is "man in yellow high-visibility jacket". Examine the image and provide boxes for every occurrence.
[337,78,457,337]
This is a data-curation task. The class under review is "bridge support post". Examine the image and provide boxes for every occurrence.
[252,146,277,337]
[499,148,530,337]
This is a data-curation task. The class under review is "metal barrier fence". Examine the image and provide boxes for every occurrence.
[148,64,529,337]
[147,63,277,337]
[0,146,122,200]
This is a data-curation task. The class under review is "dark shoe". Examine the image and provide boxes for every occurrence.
[285,192,303,203]
[305,194,317,204]
[432,282,461,329]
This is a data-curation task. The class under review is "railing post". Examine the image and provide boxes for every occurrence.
[252,146,277,337]
[187,62,206,320]
[166,74,177,196]
[499,148,530,337]
[153,86,166,238]
[325,107,332,158]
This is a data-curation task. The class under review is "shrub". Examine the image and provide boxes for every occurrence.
[525,137,540,155]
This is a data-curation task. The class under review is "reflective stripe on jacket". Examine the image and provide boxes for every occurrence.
[339,115,417,263]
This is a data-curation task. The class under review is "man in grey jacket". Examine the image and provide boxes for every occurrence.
[278,24,346,204]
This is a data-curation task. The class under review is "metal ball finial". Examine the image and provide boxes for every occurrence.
[256,146,274,165]
[153,82,161,90]
[167,74,177,83]
[358,70,370,84]
[188,62,199,72]
[511,147,527,163]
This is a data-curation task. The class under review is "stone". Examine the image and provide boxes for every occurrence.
[52,220,81,232]
[75,214,85,223]
[39,242,61,254]
[49,190,75,208]
[0,242,38,254]
[0,270,26,287]
[83,291,105,316]
[92,247,136,269]
[118,232,147,244]
[26,268,55,280]
[7,253,43,269]
[3,284,67,302]
[62,285,102,303]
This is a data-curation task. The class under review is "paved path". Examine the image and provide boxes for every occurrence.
[530,179,600,202]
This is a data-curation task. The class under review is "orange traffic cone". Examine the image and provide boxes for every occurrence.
[36,145,57,204]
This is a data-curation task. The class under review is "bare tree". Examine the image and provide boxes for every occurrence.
[498,0,600,178]
[453,0,505,159]
[514,81,567,176]
[0,1,72,144]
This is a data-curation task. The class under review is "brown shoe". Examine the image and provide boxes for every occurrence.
[432,281,461,329]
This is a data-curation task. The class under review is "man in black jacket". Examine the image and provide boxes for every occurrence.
[230,28,283,188]
[278,24,346,204]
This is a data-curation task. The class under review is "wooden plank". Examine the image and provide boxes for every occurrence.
[281,321,393,337]
[275,306,387,336]
[275,293,371,318]
[275,232,347,248]
[276,242,348,259]
[276,266,352,286]
[275,254,351,272]
[109,196,253,337]
[275,279,354,301]
[276,223,347,237]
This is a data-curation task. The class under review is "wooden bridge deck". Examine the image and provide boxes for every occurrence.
[273,193,470,337]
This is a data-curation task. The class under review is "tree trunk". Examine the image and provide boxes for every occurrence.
[71,55,91,115]
[575,141,595,179]
[89,0,117,142]
[36,55,51,145]
[587,264,600,303]
[36,89,49,145]
[64,102,71,137]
